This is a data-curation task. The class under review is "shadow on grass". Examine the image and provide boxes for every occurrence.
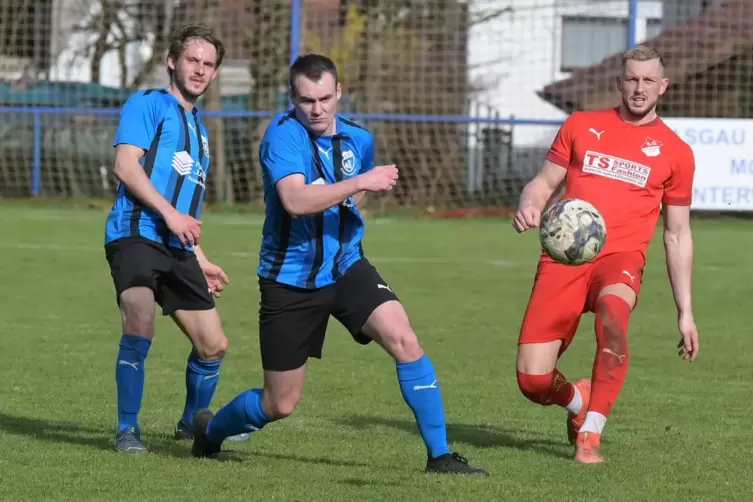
[0,412,246,461]
[250,451,370,468]
[337,414,572,460]
[0,412,114,450]
[338,478,402,488]
[0,412,369,467]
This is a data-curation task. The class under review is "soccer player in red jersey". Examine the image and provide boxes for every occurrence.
[512,45,701,463]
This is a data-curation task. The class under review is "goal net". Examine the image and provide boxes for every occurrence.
[0,0,750,212]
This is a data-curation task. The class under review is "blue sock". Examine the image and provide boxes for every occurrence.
[181,351,223,427]
[115,334,152,433]
[206,388,270,444]
[396,354,450,459]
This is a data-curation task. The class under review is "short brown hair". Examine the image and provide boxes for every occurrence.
[289,54,339,96]
[622,45,664,68]
[166,24,226,81]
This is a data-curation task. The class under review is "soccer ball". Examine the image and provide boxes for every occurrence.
[539,198,606,266]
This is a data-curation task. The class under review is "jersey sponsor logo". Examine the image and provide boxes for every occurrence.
[190,164,206,188]
[342,150,356,176]
[172,151,206,188]
[582,150,651,188]
[172,151,194,175]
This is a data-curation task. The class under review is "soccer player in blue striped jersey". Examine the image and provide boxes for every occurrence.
[103,25,247,453]
[190,54,488,476]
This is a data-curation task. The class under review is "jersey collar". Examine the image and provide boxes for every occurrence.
[332,115,350,138]
[612,106,660,127]
[163,88,200,116]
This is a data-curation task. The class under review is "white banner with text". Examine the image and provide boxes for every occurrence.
[665,118,753,211]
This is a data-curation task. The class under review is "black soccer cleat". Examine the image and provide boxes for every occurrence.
[190,409,222,459]
[174,420,193,440]
[175,419,251,442]
[426,452,489,476]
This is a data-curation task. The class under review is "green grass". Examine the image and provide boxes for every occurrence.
[0,204,750,501]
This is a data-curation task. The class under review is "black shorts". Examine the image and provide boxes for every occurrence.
[104,237,215,316]
[258,258,399,371]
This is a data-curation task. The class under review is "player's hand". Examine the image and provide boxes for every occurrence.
[165,210,202,247]
[200,261,230,298]
[512,202,540,233]
[677,311,699,362]
[358,164,399,192]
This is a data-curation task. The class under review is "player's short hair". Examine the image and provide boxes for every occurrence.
[166,24,225,81]
[621,45,664,69]
[289,54,339,96]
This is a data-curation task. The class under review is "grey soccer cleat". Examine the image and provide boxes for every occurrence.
[114,426,148,454]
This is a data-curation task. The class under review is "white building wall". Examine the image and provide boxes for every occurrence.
[17,0,253,95]
[467,0,664,147]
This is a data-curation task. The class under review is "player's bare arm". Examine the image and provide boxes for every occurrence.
[113,144,202,246]
[113,144,176,217]
[276,165,398,216]
[193,244,229,297]
[513,160,567,232]
[193,244,211,268]
[662,203,699,361]
[353,191,367,209]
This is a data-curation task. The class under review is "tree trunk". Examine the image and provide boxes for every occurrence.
[90,0,118,84]
[200,0,229,204]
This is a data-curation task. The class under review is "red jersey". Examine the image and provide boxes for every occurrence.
[545,107,695,260]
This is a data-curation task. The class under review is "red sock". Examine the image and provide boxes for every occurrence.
[589,294,632,417]
[517,369,575,408]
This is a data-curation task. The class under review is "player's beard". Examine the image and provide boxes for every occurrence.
[173,69,209,102]
[621,94,658,120]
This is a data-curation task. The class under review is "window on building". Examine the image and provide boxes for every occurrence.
[561,16,629,72]
[646,18,662,39]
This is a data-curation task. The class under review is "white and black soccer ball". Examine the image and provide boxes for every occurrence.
[539,198,607,266]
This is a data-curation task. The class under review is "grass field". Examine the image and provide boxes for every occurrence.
[0,203,751,501]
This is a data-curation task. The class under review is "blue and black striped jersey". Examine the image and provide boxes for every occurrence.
[257,111,375,289]
[104,88,210,250]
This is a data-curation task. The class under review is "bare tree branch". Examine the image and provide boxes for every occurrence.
[470,7,513,27]
[64,0,164,85]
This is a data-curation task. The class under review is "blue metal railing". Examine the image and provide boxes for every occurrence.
[289,0,303,66]
[628,0,639,48]
[0,106,564,197]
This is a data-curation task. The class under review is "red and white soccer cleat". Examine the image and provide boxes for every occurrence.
[567,378,591,445]
[575,431,605,463]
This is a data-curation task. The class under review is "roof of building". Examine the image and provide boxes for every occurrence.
[537,0,753,113]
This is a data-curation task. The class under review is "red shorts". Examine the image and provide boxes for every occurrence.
[518,251,646,354]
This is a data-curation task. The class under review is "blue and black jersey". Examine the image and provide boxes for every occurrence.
[104,88,211,250]
[257,111,375,289]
